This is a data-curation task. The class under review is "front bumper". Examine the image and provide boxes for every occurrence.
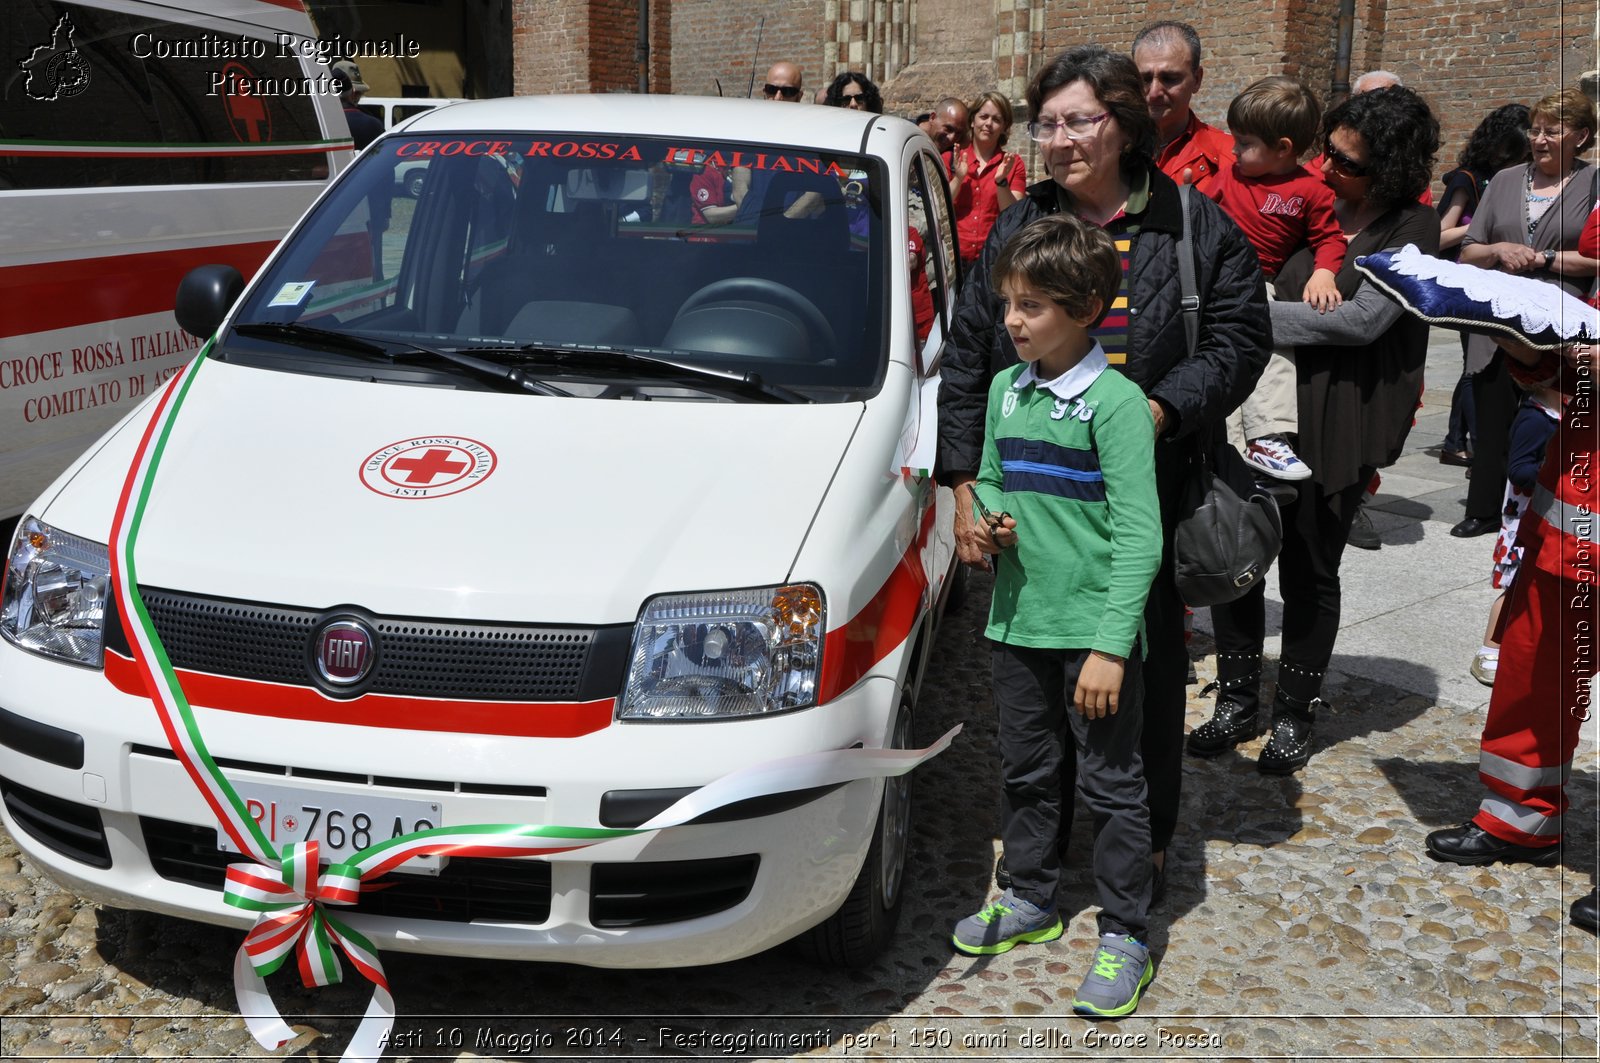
[0,640,899,968]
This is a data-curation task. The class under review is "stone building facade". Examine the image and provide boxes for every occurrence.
[507,0,1595,176]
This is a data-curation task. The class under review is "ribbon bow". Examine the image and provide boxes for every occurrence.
[225,842,363,987]
[219,826,632,1061]
[221,841,394,1060]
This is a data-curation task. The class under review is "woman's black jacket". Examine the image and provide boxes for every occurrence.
[935,166,1272,482]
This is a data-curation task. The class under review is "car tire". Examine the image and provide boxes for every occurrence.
[793,692,912,968]
[406,172,425,198]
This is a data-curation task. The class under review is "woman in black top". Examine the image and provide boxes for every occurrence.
[1191,87,1440,774]
[1435,104,1531,465]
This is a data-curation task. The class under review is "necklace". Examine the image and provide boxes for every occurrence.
[1526,163,1571,237]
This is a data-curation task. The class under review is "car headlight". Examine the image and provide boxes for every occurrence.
[0,517,111,668]
[619,584,824,720]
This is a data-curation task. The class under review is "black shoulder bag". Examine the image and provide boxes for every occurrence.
[1170,184,1284,607]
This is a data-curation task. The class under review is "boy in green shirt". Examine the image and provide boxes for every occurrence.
[951,214,1162,1020]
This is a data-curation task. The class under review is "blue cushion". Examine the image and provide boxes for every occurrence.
[1355,245,1596,351]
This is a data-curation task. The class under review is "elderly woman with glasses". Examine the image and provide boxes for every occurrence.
[937,45,1269,911]
[1199,86,1441,774]
[1449,88,1600,540]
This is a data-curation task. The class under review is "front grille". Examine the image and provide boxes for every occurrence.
[141,817,551,923]
[590,855,759,927]
[108,588,631,702]
[1,776,112,868]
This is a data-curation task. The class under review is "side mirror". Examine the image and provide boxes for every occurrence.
[174,265,244,339]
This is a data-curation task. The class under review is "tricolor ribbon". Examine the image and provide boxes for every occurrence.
[108,352,958,1062]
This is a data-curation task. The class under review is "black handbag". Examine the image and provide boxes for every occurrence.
[1174,441,1283,606]
[1169,184,1283,606]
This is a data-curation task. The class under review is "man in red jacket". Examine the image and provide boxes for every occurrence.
[1132,21,1233,195]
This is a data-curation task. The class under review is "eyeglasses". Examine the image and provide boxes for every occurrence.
[1026,113,1111,142]
[762,83,802,100]
[841,91,866,107]
[1323,143,1369,178]
[1527,126,1569,142]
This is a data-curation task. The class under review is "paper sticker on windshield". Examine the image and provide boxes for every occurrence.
[361,437,497,500]
[268,281,315,307]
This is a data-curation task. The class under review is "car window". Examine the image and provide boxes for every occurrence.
[231,134,889,401]
[5,0,330,188]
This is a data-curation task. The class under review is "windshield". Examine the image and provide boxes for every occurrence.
[229,133,887,401]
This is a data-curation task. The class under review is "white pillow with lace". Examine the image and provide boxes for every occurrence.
[1356,244,1597,350]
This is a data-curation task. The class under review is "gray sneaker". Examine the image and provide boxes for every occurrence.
[1071,933,1153,1018]
[951,889,1062,955]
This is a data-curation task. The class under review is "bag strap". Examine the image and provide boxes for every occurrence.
[1175,183,1209,477]
[1177,182,1201,359]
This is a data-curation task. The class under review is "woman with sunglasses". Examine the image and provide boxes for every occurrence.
[947,92,1027,270]
[1450,88,1600,539]
[822,71,882,113]
[1198,86,1440,775]
[937,46,1269,935]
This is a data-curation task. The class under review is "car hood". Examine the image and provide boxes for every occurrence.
[46,360,863,624]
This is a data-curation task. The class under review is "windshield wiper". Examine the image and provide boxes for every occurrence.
[231,323,568,396]
[503,345,808,404]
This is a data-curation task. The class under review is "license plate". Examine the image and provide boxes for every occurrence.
[217,780,444,875]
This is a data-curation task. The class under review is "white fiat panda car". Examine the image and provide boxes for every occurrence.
[0,96,965,969]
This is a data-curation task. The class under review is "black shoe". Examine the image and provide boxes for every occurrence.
[1573,887,1599,933]
[1187,695,1264,756]
[1424,822,1561,866]
[1257,699,1317,774]
[1438,448,1473,468]
[1346,506,1381,550]
[995,853,1011,891]
[1450,515,1499,538]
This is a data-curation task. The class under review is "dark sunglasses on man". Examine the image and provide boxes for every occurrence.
[763,83,802,100]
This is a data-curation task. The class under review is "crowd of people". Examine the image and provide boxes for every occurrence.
[732,36,1598,1018]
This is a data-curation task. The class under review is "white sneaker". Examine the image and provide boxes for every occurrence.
[1470,651,1498,687]
[1246,435,1313,480]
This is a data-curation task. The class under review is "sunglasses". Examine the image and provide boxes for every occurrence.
[1323,143,1369,178]
[762,83,802,100]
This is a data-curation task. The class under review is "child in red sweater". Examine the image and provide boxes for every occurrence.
[1210,76,1347,481]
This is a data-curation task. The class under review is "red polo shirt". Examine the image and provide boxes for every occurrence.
[1154,112,1233,196]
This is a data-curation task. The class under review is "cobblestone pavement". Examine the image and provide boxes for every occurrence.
[2,574,1596,1061]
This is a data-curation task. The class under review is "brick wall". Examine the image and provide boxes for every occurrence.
[511,0,589,93]
[1369,0,1591,170]
[510,0,671,96]
[668,1,830,102]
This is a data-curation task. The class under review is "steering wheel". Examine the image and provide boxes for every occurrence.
[675,277,837,356]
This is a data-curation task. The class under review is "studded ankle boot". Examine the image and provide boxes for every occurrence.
[1186,652,1264,757]
[1258,662,1323,775]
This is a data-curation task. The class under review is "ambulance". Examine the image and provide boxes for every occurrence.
[0,0,353,519]
[0,94,966,968]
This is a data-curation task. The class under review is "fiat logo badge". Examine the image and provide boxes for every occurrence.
[315,620,376,686]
